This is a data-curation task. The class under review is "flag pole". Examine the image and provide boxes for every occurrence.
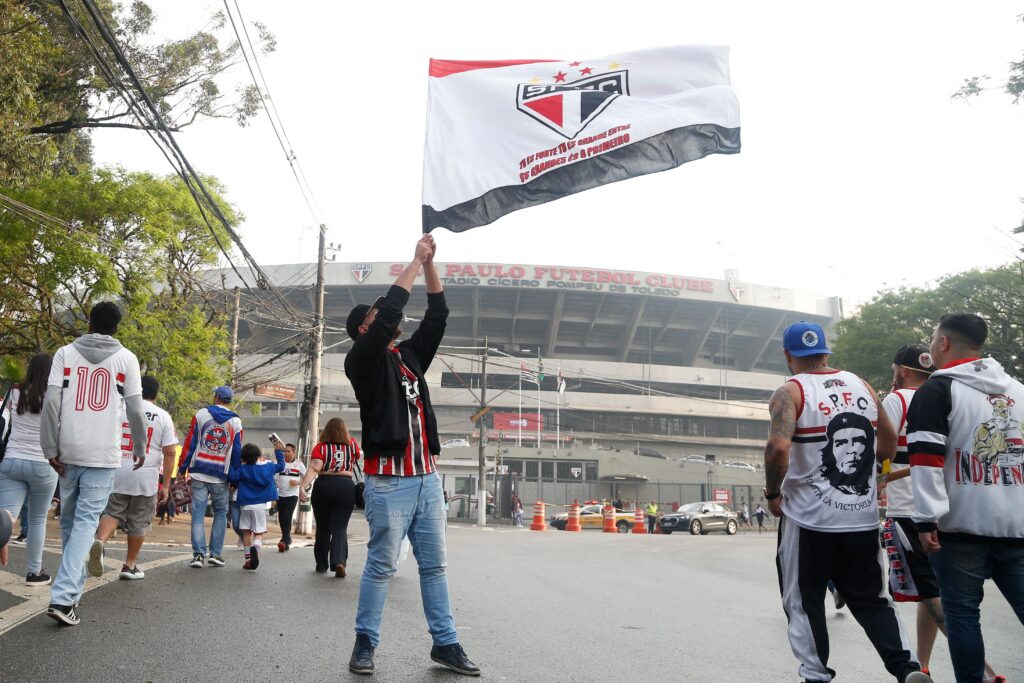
[556,366,561,452]
[536,352,541,450]
[518,367,522,448]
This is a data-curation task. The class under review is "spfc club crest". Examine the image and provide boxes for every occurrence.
[351,263,372,283]
[517,70,629,139]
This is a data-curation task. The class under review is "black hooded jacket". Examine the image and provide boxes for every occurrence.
[344,285,447,461]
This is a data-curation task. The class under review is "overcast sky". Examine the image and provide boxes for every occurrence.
[92,1,1024,307]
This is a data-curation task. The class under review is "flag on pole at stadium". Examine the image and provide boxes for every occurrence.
[519,361,539,385]
[422,45,740,233]
[557,367,566,395]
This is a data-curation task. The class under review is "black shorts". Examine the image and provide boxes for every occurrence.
[882,517,940,601]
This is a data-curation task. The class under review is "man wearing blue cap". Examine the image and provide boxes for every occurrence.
[179,385,243,568]
[763,322,929,683]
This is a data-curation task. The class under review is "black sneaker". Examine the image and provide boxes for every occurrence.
[189,553,205,568]
[25,572,51,587]
[249,546,259,570]
[430,643,480,676]
[349,634,376,675]
[11,533,27,546]
[207,554,226,567]
[46,603,80,626]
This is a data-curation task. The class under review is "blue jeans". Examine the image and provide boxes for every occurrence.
[190,479,229,556]
[355,473,458,648]
[0,458,59,575]
[230,498,242,540]
[50,465,115,606]
[929,540,1024,683]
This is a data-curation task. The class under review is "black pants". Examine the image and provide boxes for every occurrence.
[776,517,919,682]
[277,496,298,547]
[311,476,355,570]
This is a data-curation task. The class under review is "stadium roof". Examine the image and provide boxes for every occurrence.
[220,262,841,375]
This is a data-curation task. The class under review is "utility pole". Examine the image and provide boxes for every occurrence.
[476,338,488,526]
[229,286,240,384]
[297,224,327,536]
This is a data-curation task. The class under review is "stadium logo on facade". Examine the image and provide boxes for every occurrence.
[726,269,745,302]
[351,263,372,283]
[517,69,629,139]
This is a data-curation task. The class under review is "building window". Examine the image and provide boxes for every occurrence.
[541,461,554,481]
[525,461,539,481]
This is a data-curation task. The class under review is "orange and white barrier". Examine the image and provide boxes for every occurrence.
[530,501,547,531]
[632,508,647,534]
[602,504,617,533]
[566,501,582,532]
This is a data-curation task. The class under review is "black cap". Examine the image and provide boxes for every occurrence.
[346,296,384,340]
[893,344,935,374]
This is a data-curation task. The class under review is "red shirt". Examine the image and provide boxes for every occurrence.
[364,351,436,477]
[311,440,360,473]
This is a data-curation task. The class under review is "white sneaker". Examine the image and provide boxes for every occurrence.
[119,565,145,580]
[87,540,105,578]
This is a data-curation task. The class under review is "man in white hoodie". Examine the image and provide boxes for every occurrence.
[40,302,148,626]
[908,313,1024,683]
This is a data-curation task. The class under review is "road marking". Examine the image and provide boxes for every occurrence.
[0,549,189,638]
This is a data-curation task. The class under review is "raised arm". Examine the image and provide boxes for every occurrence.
[405,235,448,369]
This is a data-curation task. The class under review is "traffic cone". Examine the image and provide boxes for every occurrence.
[652,513,664,534]
[632,508,647,534]
[530,501,547,531]
[602,504,617,533]
[566,500,582,532]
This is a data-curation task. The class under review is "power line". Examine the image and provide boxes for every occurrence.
[222,0,326,226]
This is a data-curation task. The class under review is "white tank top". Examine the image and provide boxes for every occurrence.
[881,388,916,518]
[781,370,880,532]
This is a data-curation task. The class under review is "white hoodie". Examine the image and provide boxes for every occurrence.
[907,357,1024,541]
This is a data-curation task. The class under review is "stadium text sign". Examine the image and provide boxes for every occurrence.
[389,263,714,298]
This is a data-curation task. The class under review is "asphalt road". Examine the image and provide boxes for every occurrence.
[0,520,1021,682]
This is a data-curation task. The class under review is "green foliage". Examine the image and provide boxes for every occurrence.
[832,265,1024,389]
[0,0,274,187]
[0,167,239,429]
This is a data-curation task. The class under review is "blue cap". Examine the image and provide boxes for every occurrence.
[782,321,830,357]
[213,385,234,403]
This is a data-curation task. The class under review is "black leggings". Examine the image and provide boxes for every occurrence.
[277,496,298,546]
[311,476,355,569]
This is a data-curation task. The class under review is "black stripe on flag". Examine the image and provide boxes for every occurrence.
[423,123,740,233]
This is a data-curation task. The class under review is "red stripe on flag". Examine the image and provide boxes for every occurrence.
[910,454,944,468]
[794,426,826,434]
[429,58,558,78]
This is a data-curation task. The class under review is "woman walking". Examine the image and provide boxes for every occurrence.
[299,418,359,578]
[0,354,59,586]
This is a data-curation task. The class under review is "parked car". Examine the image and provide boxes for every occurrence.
[441,438,471,449]
[680,455,714,465]
[658,502,738,535]
[723,461,756,472]
[634,447,669,460]
[550,504,635,532]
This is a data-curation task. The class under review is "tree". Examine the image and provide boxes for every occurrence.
[0,167,237,426]
[0,0,273,186]
[953,12,1024,237]
[831,266,1024,389]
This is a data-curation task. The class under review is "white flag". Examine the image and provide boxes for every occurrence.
[423,46,740,232]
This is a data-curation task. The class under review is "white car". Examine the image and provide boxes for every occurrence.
[723,461,756,472]
[680,455,713,465]
[441,438,471,449]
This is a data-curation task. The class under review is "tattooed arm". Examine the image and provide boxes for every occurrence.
[764,383,798,517]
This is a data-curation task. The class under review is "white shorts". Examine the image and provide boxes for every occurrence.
[238,508,268,534]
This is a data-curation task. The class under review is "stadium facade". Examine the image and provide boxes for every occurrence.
[225,261,841,513]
